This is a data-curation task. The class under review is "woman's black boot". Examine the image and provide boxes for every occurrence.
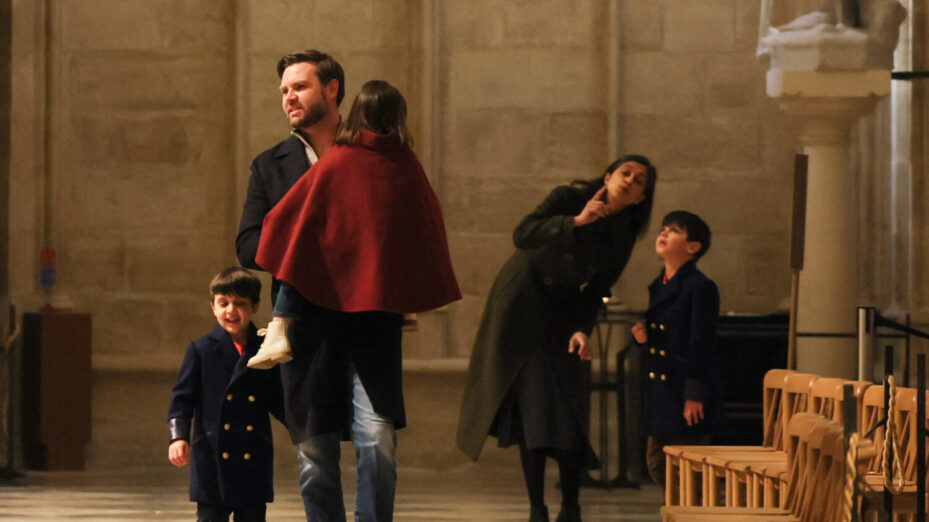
[529,504,549,522]
[555,504,581,522]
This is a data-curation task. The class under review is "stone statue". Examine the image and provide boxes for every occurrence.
[757,0,907,70]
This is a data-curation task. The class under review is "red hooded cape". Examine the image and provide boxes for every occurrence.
[256,130,461,314]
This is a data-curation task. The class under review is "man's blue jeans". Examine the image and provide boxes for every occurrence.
[296,367,397,522]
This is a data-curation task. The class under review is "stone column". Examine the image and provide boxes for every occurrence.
[768,70,890,378]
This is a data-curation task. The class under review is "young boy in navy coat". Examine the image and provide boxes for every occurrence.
[631,211,722,487]
[167,267,285,521]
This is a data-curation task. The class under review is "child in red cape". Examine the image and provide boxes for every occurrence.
[246,79,460,522]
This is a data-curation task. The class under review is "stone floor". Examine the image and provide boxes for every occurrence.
[0,367,663,520]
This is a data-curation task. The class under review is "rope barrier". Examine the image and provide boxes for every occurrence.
[843,432,860,522]
[881,376,905,494]
[874,313,929,341]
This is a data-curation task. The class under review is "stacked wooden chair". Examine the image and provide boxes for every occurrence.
[667,371,822,508]
[663,368,795,507]
[660,415,877,522]
[858,385,929,521]
[661,368,929,521]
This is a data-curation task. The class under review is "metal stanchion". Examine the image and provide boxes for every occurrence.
[916,354,925,522]
[858,307,876,381]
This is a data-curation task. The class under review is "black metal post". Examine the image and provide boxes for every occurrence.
[917,354,925,522]
[843,384,859,522]
[611,346,638,488]
[903,314,911,387]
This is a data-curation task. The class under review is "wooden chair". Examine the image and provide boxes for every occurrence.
[663,369,795,506]
[860,387,929,521]
[660,417,876,522]
[745,379,874,508]
[808,378,848,421]
[699,373,817,508]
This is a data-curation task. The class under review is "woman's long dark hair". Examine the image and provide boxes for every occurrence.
[572,154,657,238]
[334,80,413,149]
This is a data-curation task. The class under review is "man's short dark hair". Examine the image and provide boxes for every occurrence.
[277,49,345,106]
[210,267,261,304]
[662,210,711,261]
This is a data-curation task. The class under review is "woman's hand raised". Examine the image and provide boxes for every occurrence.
[573,186,609,227]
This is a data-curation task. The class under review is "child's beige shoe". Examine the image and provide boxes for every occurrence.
[247,320,293,369]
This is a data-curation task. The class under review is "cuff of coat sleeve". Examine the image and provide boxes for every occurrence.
[168,418,191,443]
[683,379,707,402]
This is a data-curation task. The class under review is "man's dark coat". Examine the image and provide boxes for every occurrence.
[167,324,285,507]
[236,134,309,303]
[642,260,723,437]
[456,183,641,463]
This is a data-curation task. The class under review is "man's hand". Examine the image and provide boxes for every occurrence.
[568,331,592,361]
[683,400,704,426]
[169,440,190,467]
[631,321,647,344]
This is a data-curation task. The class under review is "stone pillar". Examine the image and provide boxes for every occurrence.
[768,70,890,378]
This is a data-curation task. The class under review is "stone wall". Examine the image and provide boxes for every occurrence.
[6,0,837,370]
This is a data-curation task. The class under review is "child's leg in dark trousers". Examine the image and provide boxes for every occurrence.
[196,503,231,522]
[232,504,266,522]
[195,502,266,522]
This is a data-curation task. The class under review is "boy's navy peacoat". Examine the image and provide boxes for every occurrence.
[642,260,723,437]
[167,324,285,507]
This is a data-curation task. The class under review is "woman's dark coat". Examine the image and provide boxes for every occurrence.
[642,260,723,437]
[167,324,285,507]
[456,183,641,462]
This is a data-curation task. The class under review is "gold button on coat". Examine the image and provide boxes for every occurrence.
[224,423,231,430]
[222,452,230,460]
[650,323,657,329]
[659,350,666,357]
[648,372,656,379]
[248,395,256,402]
[246,425,254,431]
[243,453,251,460]
[659,324,666,331]
[660,374,667,381]
[649,347,656,354]
[226,394,233,401]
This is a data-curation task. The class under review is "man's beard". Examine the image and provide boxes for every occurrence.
[293,98,328,129]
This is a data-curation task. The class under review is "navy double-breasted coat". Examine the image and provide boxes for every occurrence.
[167,324,285,507]
[457,183,641,462]
[641,260,723,437]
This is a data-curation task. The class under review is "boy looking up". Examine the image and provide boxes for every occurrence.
[631,211,722,488]
[167,267,284,522]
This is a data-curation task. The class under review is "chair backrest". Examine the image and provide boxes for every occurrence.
[809,377,846,421]
[783,412,826,512]
[822,428,877,522]
[894,387,927,482]
[779,373,818,451]
[831,380,872,431]
[796,421,843,521]
[762,368,795,449]
[861,384,886,473]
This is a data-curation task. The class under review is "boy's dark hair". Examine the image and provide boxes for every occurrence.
[662,210,711,261]
[334,80,413,149]
[277,49,346,106]
[210,267,261,304]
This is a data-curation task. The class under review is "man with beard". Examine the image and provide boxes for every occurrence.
[236,50,344,305]
[235,50,345,520]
